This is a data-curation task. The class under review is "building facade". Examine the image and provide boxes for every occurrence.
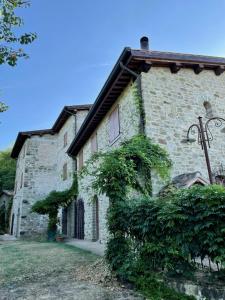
[67,38,225,245]
[11,37,225,244]
[10,105,90,237]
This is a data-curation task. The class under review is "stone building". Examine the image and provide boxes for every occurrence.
[67,37,225,244]
[11,37,225,243]
[10,105,91,237]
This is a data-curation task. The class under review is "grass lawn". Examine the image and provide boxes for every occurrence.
[0,241,97,286]
[0,241,143,299]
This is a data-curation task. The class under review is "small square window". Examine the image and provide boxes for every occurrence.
[63,163,67,181]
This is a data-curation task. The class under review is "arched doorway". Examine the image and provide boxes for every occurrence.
[92,196,99,241]
[74,199,84,239]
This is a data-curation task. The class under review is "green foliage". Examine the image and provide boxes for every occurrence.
[106,185,225,299]
[134,274,195,300]
[0,196,12,234]
[81,135,172,198]
[133,79,146,133]
[0,0,36,113]
[0,0,37,67]
[0,149,16,192]
[81,134,193,298]
[0,101,8,112]
[160,185,225,267]
[83,134,224,298]
[32,174,78,239]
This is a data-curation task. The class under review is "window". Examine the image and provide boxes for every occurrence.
[63,163,67,180]
[91,133,98,153]
[109,106,120,143]
[64,132,68,148]
[78,150,83,170]
[203,101,213,119]
[20,173,23,189]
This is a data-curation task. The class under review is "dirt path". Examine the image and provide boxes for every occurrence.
[0,241,143,300]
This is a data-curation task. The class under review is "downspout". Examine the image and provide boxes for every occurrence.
[73,113,77,174]
[64,108,77,173]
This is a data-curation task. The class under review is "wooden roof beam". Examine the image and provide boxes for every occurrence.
[194,64,204,74]
[139,61,152,73]
[170,63,182,74]
[215,65,225,76]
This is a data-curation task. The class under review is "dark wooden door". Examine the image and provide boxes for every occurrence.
[92,196,99,241]
[74,199,84,239]
[62,208,67,235]
[10,214,14,235]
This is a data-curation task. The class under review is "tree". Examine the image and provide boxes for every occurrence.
[0,0,36,112]
[0,0,36,67]
[0,149,16,192]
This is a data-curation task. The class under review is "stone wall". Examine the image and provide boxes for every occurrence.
[11,134,58,237]
[55,110,90,236]
[11,108,90,238]
[141,67,225,194]
[77,81,140,243]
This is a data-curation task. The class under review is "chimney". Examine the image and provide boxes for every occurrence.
[140,36,149,50]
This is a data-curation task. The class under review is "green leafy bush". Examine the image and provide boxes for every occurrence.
[107,185,225,276]
[81,134,172,198]
[84,134,225,299]
[32,174,78,240]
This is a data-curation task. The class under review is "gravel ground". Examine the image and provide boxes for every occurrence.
[0,241,144,300]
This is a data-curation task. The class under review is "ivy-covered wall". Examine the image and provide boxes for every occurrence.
[77,80,141,243]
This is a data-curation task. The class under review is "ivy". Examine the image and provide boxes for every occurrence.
[81,134,172,198]
[32,173,78,239]
[80,134,194,299]
[81,133,224,298]
[133,79,146,133]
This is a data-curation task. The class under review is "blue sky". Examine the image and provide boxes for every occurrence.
[1,0,225,150]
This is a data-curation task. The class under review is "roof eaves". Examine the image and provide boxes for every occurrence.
[11,129,53,159]
[67,47,132,157]
[52,104,92,133]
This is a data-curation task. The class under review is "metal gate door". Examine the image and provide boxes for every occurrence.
[74,199,84,239]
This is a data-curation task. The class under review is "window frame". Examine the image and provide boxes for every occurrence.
[91,132,98,154]
[109,105,120,144]
[63,163,68,181]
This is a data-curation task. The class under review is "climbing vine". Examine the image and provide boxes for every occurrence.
[81,134,172,199]
[32,173,78,239]
[133,79,146,134]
